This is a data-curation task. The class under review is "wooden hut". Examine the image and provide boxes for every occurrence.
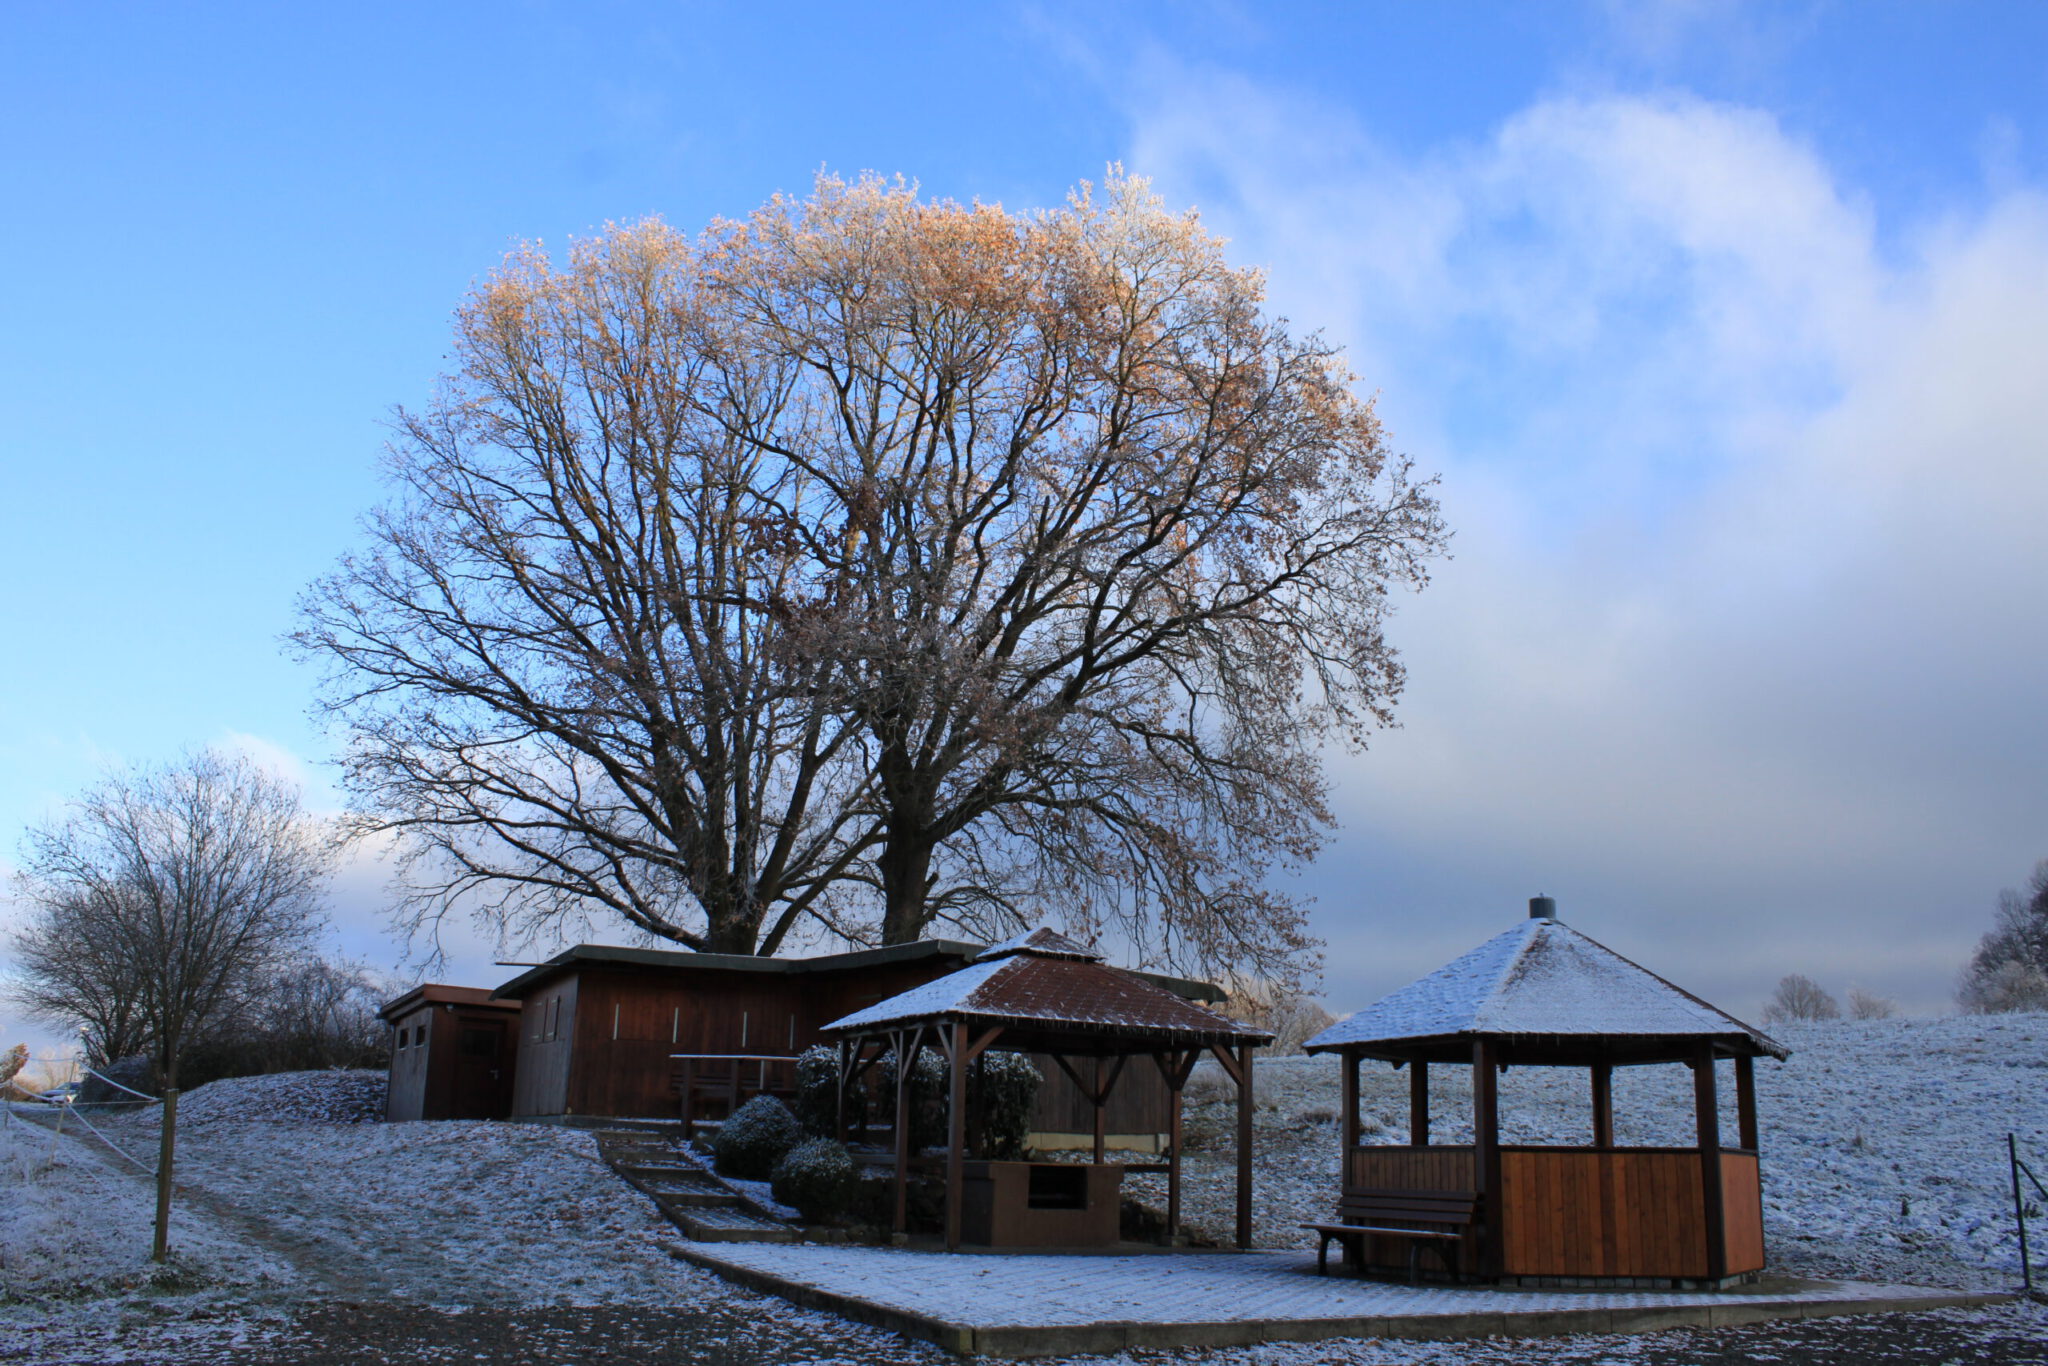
[380,985,523,1121]
[822,928,1275,1251]
[1304,898,1788,1287]
[489,938,1219,1143]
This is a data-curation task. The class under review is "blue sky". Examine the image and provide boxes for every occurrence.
[4,2,2046,1054]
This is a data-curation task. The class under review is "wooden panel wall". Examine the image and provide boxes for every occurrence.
[384,1005,433,1122]
[1719,1151,1765,1273]
[510,976,577,1117]
[1497,1148,1707,1278]
[1024,1053,1171,1137]
[1346,1145,1477,1193]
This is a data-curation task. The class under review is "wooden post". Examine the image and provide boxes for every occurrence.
[1734,1054,1758,1151]
[836,1039,851,1143]
[1472,1042,1500,1279]
[1235,1042,1255,1250]
[945,1021,967,1252]
[1694,1044,1727,1281]
[152,1087,178,1263]
[1590,1063,1613,1148]
[892,1030,913,1236]
[1167,1061,1185,1240]
[1092,1055,1107,1164]
[1340,1050,1360,1158]
[1409,1059,1430,1146]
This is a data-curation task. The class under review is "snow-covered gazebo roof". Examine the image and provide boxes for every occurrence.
[822,927,1270,1053]
[1306,912,1787,1066]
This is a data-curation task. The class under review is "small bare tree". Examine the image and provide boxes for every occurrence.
[1216,976,1336,1054]
[1760,973,1841,1023]
[1958,861,2048,1013]
[1846,986,1898,1020]
[9,751,330,1260]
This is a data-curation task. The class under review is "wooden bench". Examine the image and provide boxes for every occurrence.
[1302,1188,1479,1281]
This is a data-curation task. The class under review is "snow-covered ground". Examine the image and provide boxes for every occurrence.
[1150,1013,2047,1290]
[1,1014,2042,1364]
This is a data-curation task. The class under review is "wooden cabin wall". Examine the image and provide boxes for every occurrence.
[510,976,578,1117]
[1025,1054,1171,1139]
[384,1004,433,1121]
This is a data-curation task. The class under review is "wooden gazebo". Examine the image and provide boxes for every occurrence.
[822,928,1274,1251]
[1305,898,1788,1286]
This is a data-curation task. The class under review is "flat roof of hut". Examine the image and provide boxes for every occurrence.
[1304,898,1787,1286]
[823,927,1273,1250]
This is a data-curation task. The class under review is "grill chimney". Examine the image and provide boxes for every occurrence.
[1529,895,1557,920]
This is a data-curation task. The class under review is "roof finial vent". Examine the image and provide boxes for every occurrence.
[1529,895,1557,920]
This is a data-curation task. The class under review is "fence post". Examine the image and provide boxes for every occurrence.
[2014,1133,2033,1294]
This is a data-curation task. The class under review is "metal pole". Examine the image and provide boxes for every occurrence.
[2014,1133,2033,1294]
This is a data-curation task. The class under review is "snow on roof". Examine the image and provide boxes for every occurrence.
[823,942,1271,1044]
[975,927,1102,962]
[1306,916,1787,1058]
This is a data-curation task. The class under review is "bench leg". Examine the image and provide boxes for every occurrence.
[1317,1233,1329,1276]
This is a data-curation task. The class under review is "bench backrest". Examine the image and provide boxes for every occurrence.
[1337,1187,1479,1229]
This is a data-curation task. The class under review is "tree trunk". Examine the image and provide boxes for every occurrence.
[153,1053,178,1263]
[877,832,933,945]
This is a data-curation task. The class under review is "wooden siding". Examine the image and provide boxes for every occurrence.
[1495,1147,1717,1278]
[1720,1150,1765,1273]
[1346,1144,1477,1193]
[510,976,578,1117]
[384,1004,434,1122]
[1341,1145,1763,1280]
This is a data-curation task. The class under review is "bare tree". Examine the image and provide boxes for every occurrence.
[1845,986,1898,1020]
[1760,973,1841,1023]
[299,172,1445,983]
[1958,860,2048,1013]
[9,885,154,1064]
[1216,976,1336,1054]
[296,219,873,957]
[9,751,329,1259]
[724,173,1444,982]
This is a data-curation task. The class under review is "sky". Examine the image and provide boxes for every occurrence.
[3,1,2046,1057]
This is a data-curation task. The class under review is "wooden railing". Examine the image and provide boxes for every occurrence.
[670,1053,798,1128]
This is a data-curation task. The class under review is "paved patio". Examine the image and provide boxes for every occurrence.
[670,1242,2010,1358]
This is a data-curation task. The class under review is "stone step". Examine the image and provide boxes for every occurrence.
[676,1206,799,1243]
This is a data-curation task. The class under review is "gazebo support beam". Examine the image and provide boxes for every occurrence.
[945,1021,967,1251]
[1473,1040,1501,1279]
[1153,1049,1200,1241]
[1734,1054,1758,1151]
[1590,1063,1613,1148]
[1340,1051,1359,1155]
[1409,1059,1430,1146]
[1694,1043,1728,1281]
[891,1024,928,1237]
[1208,1042,1257,1249]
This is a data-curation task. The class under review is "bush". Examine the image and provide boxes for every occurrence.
[770,1136,858,1223]
[713,1094,800,1180]
[793,1044,859,1137]
[878,1046,950,1152]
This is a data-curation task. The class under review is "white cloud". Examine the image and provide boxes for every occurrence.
[1126,69,2048,1016]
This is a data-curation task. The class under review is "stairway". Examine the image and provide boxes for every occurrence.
[597,1130,797,1243]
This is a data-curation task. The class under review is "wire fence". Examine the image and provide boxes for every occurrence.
[4,1065,162,1176]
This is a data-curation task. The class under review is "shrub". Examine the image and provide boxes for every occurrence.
[973,1051,1041,1160]
[713,1094,800,1180]
[877,1046,950,1151]
[793,1044,860,1137]
[770,1136,858,1223]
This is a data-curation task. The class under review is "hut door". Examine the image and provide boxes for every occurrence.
[453,1018,511,1119]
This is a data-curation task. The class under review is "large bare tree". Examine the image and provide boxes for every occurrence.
[713,174,1445,979]
[9,750,329,1259]
[298,173,1445,980]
